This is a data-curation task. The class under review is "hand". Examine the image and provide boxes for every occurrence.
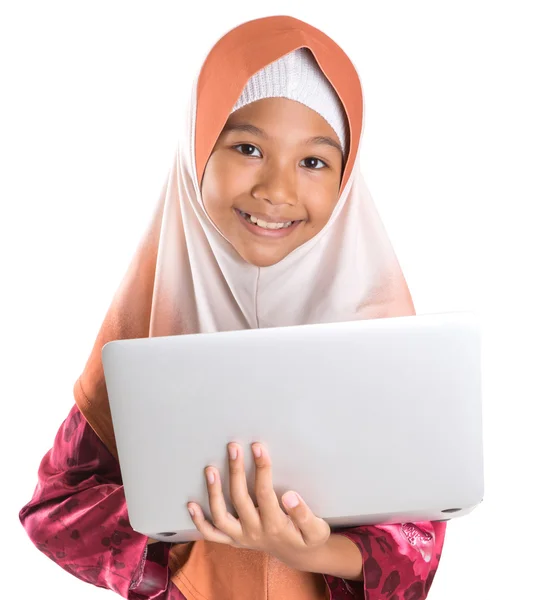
[187,442,331,570]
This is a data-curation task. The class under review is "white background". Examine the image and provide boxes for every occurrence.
[2,1,551,598]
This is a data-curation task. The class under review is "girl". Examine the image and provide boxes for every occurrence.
[20,14,446,600]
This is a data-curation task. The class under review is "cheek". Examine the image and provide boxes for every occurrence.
[201,156,250,214]
[302,182,340,226]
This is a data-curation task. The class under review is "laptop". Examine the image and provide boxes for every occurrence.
[102,311,484,543]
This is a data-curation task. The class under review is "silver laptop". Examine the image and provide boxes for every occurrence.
[102,311,484,543]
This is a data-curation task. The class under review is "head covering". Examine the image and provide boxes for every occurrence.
[73,14,415,600]
[231,47,349,154]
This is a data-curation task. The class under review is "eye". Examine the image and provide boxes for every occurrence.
[300,157,328,170]
[233,144,262,158]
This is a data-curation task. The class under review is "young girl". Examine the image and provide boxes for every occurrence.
[20,14,446,600]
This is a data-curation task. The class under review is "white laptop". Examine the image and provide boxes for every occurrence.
[102,311,484,543]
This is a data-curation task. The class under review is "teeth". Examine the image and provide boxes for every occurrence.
[241,211,293,229]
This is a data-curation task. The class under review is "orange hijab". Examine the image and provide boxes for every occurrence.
[73,15,415,600]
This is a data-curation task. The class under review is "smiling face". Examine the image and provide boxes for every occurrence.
[200,97,344,267]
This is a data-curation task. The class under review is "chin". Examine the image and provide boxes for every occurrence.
[240,250,287,268]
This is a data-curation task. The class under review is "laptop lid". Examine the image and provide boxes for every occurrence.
[102,311,484,543]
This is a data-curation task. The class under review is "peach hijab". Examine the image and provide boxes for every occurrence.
[73,14,415,600]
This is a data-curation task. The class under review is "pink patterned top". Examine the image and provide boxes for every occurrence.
[20,405,446,599]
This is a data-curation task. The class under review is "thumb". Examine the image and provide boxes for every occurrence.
[282,491,330,547]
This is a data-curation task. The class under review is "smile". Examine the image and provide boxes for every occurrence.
[238,210,294,230]
[235,209,301,238]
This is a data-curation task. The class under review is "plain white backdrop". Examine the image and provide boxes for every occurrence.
[2,1,551,598]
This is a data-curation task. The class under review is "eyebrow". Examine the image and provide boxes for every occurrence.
[221,122,342,153]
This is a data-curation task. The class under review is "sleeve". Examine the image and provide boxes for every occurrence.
[323,521,446,600]
[19,404,178,599]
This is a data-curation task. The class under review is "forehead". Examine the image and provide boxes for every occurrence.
[222,98,341,146]
[220,127,343,161]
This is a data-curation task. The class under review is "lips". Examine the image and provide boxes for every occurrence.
[238,210,294,230]
[234,209,302,237]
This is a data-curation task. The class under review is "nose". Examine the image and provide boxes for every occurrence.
[251,161,298,207]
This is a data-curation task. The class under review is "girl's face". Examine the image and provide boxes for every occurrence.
[201,98,344,267]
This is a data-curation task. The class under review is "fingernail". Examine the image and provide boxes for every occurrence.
[188,505,195,517]
[253,444,262,458]
[229,445,238,460]
[283,491,300,508]
[207,469,215,485]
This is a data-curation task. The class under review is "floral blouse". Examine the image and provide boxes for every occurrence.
[20,404,446,599]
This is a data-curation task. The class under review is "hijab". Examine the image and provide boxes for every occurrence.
[73,14,415,600]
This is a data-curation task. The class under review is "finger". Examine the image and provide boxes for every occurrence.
[281,491,330,547]
[204,466,242,540]
[187,502,235,545]
[228,443,260,528]
[252,443,287,532]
